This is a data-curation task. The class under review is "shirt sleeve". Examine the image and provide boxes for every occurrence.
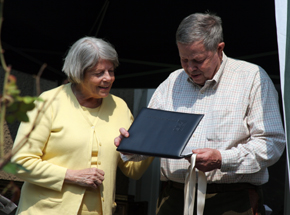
[148,78,168,110]
[118,157,155,180]
[120,154,149,162]
[220,69,286,174]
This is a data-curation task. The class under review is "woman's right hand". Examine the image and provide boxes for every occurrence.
[65,168,105,189]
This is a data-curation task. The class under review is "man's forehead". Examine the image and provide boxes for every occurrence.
[177,42,208,58]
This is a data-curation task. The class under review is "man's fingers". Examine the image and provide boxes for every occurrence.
[192,149,203,154]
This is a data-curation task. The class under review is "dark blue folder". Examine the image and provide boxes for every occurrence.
[117,107,204,159]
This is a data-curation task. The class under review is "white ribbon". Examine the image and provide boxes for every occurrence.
[184,154,207,215]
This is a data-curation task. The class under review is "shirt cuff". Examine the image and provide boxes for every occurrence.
[120,153,148,162]
[120,154,135,162]
[219,149,238,172]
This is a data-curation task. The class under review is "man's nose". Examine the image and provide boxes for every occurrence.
[187,61,198,72]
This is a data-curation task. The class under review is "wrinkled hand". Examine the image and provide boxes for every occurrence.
[65,168,105,189]
[186,148,222,172]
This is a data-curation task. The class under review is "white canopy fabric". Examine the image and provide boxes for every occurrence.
[275,0,289,182]
[275,0,290,212]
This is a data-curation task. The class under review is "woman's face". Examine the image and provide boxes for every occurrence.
[81,59,115,99]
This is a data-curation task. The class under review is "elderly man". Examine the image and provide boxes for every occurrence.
[116,13,285,215]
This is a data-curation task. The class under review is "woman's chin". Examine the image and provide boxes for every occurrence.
[98,91,110,98]
[96,87,111,97]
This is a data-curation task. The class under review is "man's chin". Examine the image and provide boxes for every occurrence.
[191,77,205,86]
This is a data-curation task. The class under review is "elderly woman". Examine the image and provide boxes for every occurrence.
[11,37,153,215]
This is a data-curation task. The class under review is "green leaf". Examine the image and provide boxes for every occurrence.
[22,96,35,104]
[6,101,19,111]
[19,102,34,112]
[15,112,29,122]
[26,102,35,111]
[2,162,29,174]
[5,114,16,124]
[7,88,20,96]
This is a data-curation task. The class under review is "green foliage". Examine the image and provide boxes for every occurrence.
[2,162,29,174]
[0,74,40,173]
[0,0,32,182]
[1,75,43,123]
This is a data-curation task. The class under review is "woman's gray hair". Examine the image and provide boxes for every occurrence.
[176,13,223,51]
[62,37,119,83]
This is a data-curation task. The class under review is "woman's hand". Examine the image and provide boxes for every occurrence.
[65,168,105,189]
[114,128,134,156]
[114,128,129,147]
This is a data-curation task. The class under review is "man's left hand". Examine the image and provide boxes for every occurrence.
[187,148,222,172]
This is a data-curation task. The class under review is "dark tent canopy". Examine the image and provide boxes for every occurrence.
[1,0,280,88]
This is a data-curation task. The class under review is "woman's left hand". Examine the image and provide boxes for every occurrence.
[64,168,105,189]
[114,128,129,147]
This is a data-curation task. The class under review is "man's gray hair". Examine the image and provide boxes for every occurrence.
[62,37,119,84]
[176,13,223,51]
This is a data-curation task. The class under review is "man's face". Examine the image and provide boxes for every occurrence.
[177,41,225,86]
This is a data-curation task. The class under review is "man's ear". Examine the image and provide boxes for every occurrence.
[217,42,225,58]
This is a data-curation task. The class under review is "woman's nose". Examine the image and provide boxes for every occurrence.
[103,71,114,81]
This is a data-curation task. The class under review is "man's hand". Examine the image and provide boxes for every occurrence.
[187,148,222,172]
[65,168,105,189]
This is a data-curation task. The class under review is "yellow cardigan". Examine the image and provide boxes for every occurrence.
[11,83,153,215]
